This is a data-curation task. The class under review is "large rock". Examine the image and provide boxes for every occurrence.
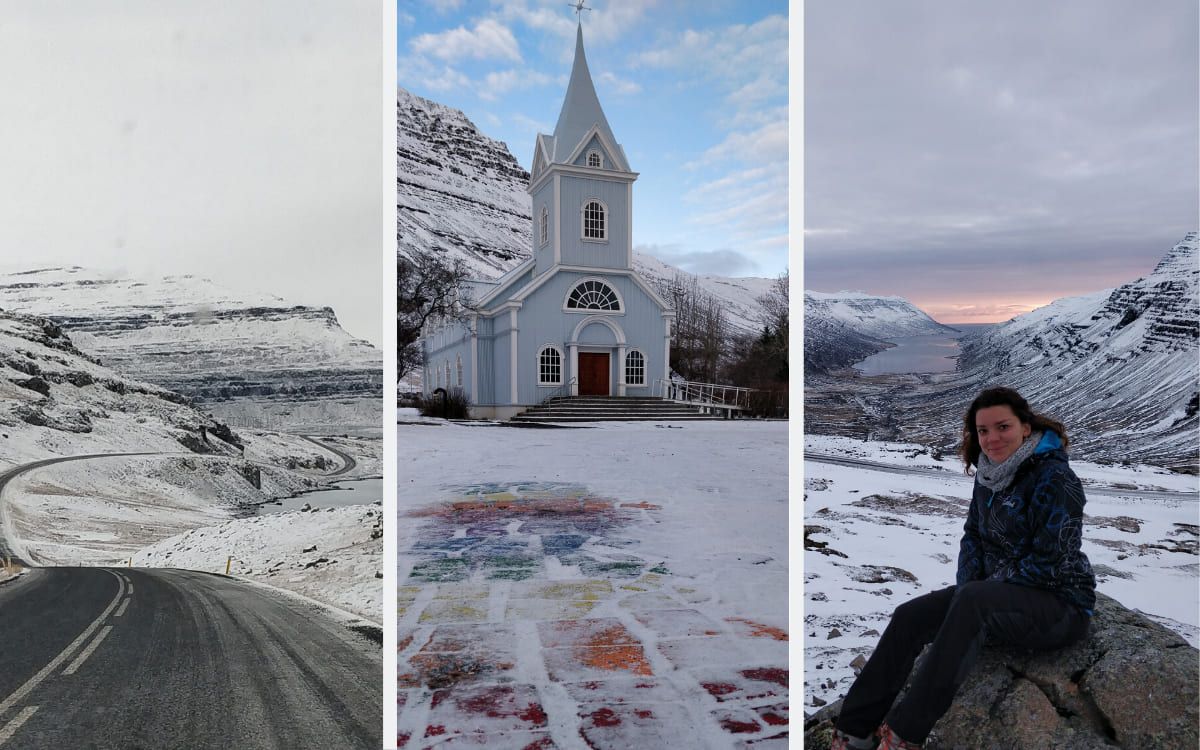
[803,593,1198,749]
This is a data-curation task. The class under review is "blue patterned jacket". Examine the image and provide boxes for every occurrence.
[957,431,1096,612]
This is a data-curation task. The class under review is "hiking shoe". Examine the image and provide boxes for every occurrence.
[878,724,922,750]
[832,728,879,750]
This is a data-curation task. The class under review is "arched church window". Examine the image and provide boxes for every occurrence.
[587,150,602,168]
[566,279,621,311]
[538,345,563,385]
[456,355,463,388]
[582,200,606,240]
[625,349,645,385]
[539,205,549,246]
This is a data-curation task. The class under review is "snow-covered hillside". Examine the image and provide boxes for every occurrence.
[0,266,382,432]
[397,86,774,335]
[397,87,532,278]
[954,233,1198,467]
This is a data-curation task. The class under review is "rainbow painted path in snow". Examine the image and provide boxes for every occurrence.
[398,482,788,749]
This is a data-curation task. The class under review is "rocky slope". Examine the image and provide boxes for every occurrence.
[0,267,382,432]
[0,307,280,471]
[803,593,1199,750]
[397,87,531,277]
[397,86,774,336]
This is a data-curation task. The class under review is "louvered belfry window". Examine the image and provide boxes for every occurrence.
[583,200,606,240]
[566,279,620,311]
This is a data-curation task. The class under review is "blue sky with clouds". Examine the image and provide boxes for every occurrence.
[398,0,789,280]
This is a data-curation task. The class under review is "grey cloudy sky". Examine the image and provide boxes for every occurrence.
[0,1,384,346]
[804,0,1199,322]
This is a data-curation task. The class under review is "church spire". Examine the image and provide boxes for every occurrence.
[549,22,628,171]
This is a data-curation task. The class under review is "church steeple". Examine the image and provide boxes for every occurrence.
[546,23,629,172]
[528,14,638,277]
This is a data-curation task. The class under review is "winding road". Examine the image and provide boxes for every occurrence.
[0,455,382,749]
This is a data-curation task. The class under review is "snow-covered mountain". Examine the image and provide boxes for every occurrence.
[802,290,956,373]
[0,307,242,465]
[953,232,1198,467]
[397,86,774,335]
[397,87,531,278]
[0,267,382,431]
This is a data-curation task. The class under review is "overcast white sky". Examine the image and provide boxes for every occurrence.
[805,0,1199,323]
[0,1,385,346]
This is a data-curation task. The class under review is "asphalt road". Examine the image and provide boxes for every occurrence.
[300,436,357,476]
[0,566,381,749]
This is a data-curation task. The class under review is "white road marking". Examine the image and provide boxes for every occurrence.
[0,705,38,746]
[114,597,131,617]
[63,626,113,676]
[0,570,125,716]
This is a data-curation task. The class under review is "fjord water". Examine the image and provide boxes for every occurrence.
[256,477,382,514]
[854,323,995,375]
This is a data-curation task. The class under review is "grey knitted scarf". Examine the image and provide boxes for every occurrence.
[976,431,1043,492]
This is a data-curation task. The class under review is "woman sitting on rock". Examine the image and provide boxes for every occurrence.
[832,386,1096,750]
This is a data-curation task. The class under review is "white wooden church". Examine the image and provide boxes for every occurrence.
[422,22,674,419]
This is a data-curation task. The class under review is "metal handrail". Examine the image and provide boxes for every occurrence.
[655,378,753,409]
[539,377,577,408]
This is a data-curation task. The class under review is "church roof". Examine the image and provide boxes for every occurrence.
[546,23,630,172]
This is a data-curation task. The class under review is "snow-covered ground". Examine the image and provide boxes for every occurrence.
[1,434,384,624]
[133,502,382,622]
[398,420,789,610]
[803,434,1200,712]
[397,419,789,747]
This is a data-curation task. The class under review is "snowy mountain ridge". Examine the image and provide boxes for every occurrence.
[803,290,957,338]
[397,86,774,335]
[953,232,1198,466]
[0,267,382,431]
[802,289,955,374]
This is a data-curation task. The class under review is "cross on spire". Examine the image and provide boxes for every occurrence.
[569,1,592,21]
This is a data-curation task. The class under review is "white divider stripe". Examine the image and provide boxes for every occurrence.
[62,626,113,676]
[0,705,38,747]
[0,570,125,716]
[114,598,131,618]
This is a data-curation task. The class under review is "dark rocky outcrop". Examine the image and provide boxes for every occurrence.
[803,593,1199,750]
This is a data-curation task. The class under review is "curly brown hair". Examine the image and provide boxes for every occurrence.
[959,386,1069,473]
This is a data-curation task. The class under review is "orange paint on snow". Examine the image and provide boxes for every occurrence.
[727,618,789,641]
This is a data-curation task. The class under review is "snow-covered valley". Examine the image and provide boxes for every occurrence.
[803,434,1199,714]
[0,306,383,624]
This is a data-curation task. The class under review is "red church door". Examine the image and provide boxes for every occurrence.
[578,353,610,396]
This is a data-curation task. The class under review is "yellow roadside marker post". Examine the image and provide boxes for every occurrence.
[226,556,232,575]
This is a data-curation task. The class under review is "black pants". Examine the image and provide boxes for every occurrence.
[835,581,1089,744]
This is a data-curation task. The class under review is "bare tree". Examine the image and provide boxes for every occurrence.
[397,251,473,382]
[656,272,729,383]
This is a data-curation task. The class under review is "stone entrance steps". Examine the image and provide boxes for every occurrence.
[512,396,722,422]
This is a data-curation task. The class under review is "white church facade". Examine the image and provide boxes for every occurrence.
[422,22,674,420]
